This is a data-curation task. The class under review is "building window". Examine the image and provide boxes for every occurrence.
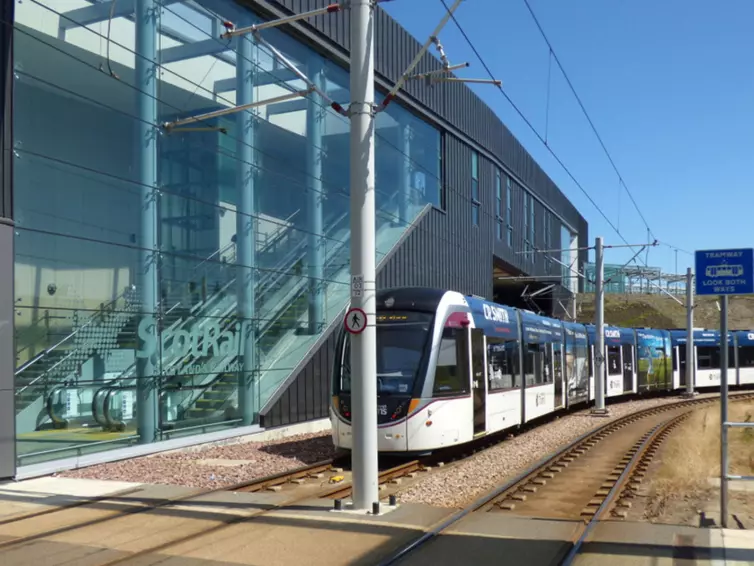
[495,170,503,240]
[471,151,480,226]
[506,177,513,247]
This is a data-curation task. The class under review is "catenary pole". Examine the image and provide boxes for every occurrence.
[349,0,379,511]
[685,268,695,396]
[593,236,606,414]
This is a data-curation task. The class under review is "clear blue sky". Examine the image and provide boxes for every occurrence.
[382,0,753,275]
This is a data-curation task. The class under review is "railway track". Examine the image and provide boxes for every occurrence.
[379,391,754,566]
[1,391,750,565]
[0,453,425,559]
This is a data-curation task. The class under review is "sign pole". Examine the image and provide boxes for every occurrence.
[694,247,753,529]
[685,267,695,397]
[720,294,729,528]
[348,0,379,512]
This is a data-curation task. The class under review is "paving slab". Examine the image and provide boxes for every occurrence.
[0,477,145,520]
[78,498,455,566]
[572,520,754,566]
[0,483,197,542]
[393,512,583,566]
[3,478,754,566]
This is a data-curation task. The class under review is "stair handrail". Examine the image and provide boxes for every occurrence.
[172,213,352,411]
[252,210,349,307]
[184,209,343,320]
[191,240,237,276]
[14,285,137,377]
[16,299,182,399]
[170,213,355,419]
[255,209,301,255]
[93,210,349,403]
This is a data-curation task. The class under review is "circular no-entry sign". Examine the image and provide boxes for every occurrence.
[344,307,367,334]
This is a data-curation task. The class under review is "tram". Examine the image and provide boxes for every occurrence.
[330,287,752,453]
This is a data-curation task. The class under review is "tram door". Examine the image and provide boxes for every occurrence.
[553,343,564,408]
[622,344,634,392]
[470,329,487,435]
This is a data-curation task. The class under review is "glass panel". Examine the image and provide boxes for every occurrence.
[487,338,519,391]
[607,346,621,376]
[740,347,754,368]
[697,346,735,369]
[13,0,442,466]
[433,328,470,396]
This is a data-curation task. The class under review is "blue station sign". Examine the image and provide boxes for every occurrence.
[695,248,754,296]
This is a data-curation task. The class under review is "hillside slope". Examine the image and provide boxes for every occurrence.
[575,294,754,330]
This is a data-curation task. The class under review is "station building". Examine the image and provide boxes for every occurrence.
[0,0,588,479]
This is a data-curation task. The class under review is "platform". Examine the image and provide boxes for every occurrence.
[0,477,752,565]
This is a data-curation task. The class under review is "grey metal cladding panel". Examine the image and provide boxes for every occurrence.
[262,330,338,428]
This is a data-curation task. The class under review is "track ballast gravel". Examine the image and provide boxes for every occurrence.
[59,431,337,489]
[397,395,718,508]
[59,395,718,500]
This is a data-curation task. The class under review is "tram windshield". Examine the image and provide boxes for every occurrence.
[340,311,433,395]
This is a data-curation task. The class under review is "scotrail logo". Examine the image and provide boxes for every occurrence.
[136,315,242,360]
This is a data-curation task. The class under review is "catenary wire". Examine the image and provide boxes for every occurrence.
[438,0,642,257]
[519,0,654,240]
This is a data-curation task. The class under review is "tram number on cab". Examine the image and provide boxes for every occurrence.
[535,392,546,406]
[378,405,388,416]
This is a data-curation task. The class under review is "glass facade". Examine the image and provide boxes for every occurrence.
[12,0,441,467]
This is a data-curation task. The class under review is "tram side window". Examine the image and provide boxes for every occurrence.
[433,328,470,396]
[698,346,736,369]
[340,335,351,392]
[487,338,520,391]
[575,344,588,379]
[607,346,621,376]
[525,343,548,385]
[740,347,754,368]
[697,347,713,369]
[542,343,554,384]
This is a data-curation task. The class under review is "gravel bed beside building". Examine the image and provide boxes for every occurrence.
[59,431,337,489]
[397,395,718,508]
[58,394,721,496]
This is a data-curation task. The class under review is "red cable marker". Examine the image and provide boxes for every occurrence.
[344,307,367,335]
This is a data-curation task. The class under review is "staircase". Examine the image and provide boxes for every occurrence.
[16,198,425,433]
[14,286,141,416]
